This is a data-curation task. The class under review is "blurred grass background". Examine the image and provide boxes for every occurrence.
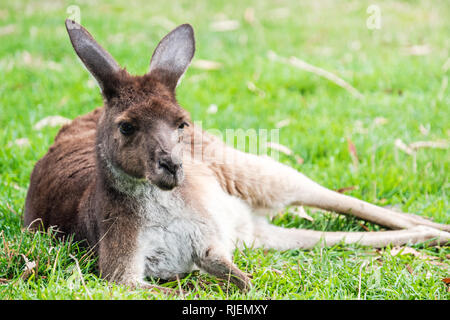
[0,0,449,299]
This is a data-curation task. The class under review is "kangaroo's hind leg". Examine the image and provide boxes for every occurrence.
[202,139,450,232]
[251,218,450,250]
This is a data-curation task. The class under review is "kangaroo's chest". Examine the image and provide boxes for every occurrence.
[133,179,255,281]
[139,220,200,280]
[135,188,205,280]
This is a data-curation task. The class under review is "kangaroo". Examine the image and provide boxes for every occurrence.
[24,19,450,291]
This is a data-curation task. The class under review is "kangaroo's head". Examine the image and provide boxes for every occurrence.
[65,19,195,191]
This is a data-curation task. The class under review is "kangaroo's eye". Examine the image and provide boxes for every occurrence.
[178,122,189,130]
[119,122,135,136]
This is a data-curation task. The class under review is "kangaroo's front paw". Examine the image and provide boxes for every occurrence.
[195,247,253,292]
[235,274,252,292]
[125,279,179,295]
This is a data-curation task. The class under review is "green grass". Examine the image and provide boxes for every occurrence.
[1,0,449,299]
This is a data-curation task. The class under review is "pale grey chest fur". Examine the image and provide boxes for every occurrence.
[134,186,207,280]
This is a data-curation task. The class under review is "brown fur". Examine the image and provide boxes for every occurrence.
[25,109,100,245]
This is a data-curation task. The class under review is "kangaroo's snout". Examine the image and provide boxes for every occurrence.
[153,153,184,190]
[158,156,182,176]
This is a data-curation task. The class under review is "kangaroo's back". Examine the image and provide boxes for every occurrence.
[24,108,102,244]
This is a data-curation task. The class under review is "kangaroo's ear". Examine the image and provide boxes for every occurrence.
[148,24,195,90]
[65,19,121,97]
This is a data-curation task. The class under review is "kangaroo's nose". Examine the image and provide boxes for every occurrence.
[158,156,182,176]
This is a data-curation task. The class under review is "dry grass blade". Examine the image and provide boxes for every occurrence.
[244,8,255,24]
[210,20,240,32]
[0,24,15,36]
[389,246,441,262]
[269,268,283,275]
[11,138,30,148]
[296,155,304,165]
[268,51,363,99]
[289,57,364,98]
[247,81,265,97]
[1,231,13,270]
[442,278,450,293]
[289,56,364,98]
[403,45,431,56]
[275,119,291,128]
[347,138,359,168]
[290,206,314,222]
[336,186,357,193]
[34,115,71,130]
[374,117,388,126]
[175,275,185,298]
[428,261,449,268]
[69,254,92,299]
[409,140,448,150]
[357,222,370,232]
[266,142,293,156]
[419,124,429,136]
[20,254,36,280]
[357,261,368,300]
[191,59,223,70]
[395,139,448,155]
[406,264,414,275]
[394,139,415,155]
